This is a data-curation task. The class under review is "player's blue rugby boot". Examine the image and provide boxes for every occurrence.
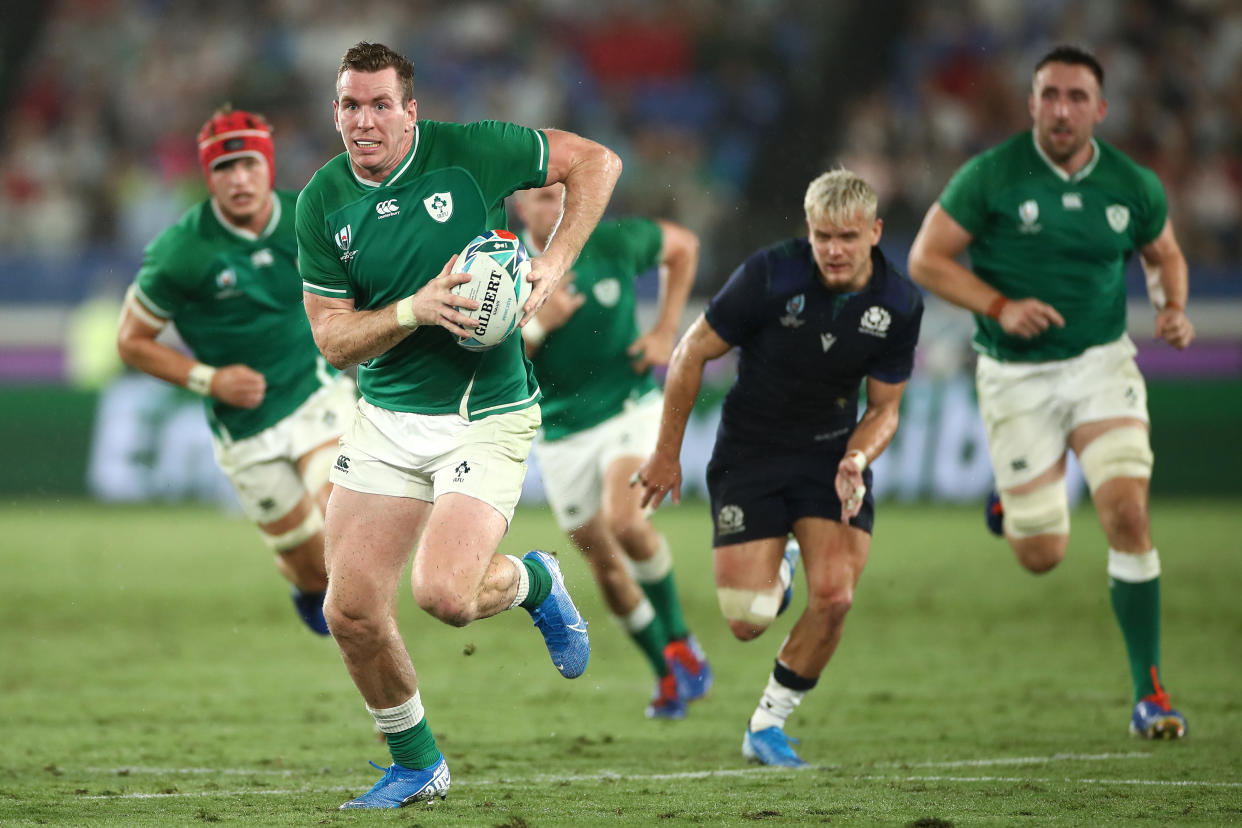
[665,636,713,702]
[645,673,686,720]
[523,550,590,678]
[290,587,330,636]
[742,725,809,768]
[778,538,800,615]
[1130,672,1187,739]
[339,756,451,809]
[985,490,1005,537]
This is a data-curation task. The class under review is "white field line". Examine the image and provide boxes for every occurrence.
[77,760,1242,802]
[89,751,1152,779]
[861,775,1242,788]
[881,751,1153,768]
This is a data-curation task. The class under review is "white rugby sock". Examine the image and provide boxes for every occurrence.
[749,673,808,732]
[506,554,530,609]
[630,535,673,583]
[1108,547,1161,583]
[367,691,425,734]
[615,598,657,633]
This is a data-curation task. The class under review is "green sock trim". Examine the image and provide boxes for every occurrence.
[1109,575,1161,701]
[630,616,671,676]
[640,571,689,641]
[519,556,553,610]
[386,718,440,770]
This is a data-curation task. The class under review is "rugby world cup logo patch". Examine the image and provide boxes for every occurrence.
[780,293,806,328]
[335,225,352,251]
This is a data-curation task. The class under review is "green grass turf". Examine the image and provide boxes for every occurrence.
[0,498,1239,826]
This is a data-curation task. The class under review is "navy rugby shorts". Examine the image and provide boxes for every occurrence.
[705,441,875,546]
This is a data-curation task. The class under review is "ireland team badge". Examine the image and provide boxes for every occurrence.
[424,192,453,223]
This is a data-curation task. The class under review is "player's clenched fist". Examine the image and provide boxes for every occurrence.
[212,364,267,409]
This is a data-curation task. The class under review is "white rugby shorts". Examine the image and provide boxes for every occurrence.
[331,399,540,525]
[534,391,662,531]
[976,335,1149,490]
[213,374,357,523]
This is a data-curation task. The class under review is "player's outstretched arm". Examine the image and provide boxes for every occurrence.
[836,376,907,520]
[629,220,699,372]
[1140,219,1194,350]
[521,129,622,325]
[909,204,1064,338]
[117,295,265,409]
[635,314,731,509]
[303,257,481,369]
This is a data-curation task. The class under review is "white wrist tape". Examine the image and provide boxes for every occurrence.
[186,363,216,396]
[522,318,548,347]
[396,296,419,330]
[846,450,868,473]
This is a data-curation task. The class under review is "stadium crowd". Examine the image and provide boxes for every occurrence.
[1,0,1239,296]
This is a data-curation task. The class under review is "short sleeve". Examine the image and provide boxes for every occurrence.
[132,233,190,320]
[868,293,924,384]
[704,255,765,346]
[296,186,353,299]
[938,155,990,236]
[462,121,550,210]
[1134,166,1168,247]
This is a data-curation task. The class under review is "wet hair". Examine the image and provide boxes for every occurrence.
[337,41,415,103]
[1035,45,1104,89]
[803,168,877,225]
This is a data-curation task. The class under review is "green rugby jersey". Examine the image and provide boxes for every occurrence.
[297,120,549,419]
[527,218,663,441]
[939,131,1166,362]
[131,190,337,441]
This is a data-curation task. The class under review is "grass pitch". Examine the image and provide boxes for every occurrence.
[1,498,1239,826]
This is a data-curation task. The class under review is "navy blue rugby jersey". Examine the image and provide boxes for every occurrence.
[704,239,923,452]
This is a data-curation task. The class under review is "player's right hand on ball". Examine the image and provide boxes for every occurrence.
[413,255,480,338]
[633,453,682,510]
[998,298,1065,339]
[213,364,266,409]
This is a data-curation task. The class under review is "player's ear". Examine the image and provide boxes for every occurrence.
[332,100,341,134]
[406,98,418,131]
[871,217,883,246]
[1095,95,1108,124]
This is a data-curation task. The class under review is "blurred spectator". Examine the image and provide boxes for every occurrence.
[0,0,1237,308]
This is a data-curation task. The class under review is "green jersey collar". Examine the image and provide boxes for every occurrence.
[211,193,281,242]
[349,124,421,189]
[1031,130,1100,183]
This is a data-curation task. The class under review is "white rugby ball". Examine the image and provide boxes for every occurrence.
[450,230,533,352]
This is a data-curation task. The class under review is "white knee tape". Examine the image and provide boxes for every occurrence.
[262,507,324,552]
[1078,427,1153,494]
[1000,482,1069,539]
[717,587,782,627]
[300,445,338,494]
[631,535,672,583]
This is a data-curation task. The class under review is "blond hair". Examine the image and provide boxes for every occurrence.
[803,169,877,225]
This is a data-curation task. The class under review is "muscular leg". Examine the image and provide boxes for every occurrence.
[322,486,432,708]
[1001,455,1070,574]
[570,517,645,616]
[775,517,870,678]
[714,537,787,641]
[410,493,520,627]
[258,495,328,592]
[604,455,690,640]
[1071,418,1166,704]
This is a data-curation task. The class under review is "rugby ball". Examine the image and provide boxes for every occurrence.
[451,230,533,352]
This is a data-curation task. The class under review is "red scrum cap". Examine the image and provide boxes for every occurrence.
[196,108,275,185]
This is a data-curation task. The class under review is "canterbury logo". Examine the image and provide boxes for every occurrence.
[376,199,400,218]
